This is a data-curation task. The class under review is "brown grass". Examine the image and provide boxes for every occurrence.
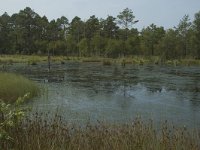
[1,114,200,150]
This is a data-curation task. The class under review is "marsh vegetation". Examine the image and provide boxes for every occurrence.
[0,6,200,150]
[0,72,39,103]
[1,114,200,150]
[0,59,200,149]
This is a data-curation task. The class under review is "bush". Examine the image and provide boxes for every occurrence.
[0,93,30,146]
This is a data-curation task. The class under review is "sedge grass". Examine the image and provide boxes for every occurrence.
[0,72,39,103]
[1,113,200,150]
[1,55,200,66]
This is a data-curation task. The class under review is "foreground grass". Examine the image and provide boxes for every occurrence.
[1,114,200,150]
[0,72,39,103]
[1,55,200,66]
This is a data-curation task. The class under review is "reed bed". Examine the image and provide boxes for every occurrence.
[0,72,39,103]
[1,113,199,150]
[1,55,200,66]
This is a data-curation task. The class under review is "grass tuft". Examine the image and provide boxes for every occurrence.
[103,60,112,66]
[0,72,39,103]
[1,114,199,150]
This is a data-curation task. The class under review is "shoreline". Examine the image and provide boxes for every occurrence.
[0,54,200,66]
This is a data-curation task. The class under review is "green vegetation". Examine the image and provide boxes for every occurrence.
[0,114,199,150]
[0,72,39,103]
[1,6,200,150]
[1,55,200,66]
[103,60,112,66]
[0,93,29,144]
[0,7,200,60]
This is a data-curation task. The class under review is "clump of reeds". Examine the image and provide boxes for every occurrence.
[28,61,37,65]
[103,60,112,66]
[180,59,200,66]
[0,72,39,103]
[1,113,199,150]
[82,57,102,63]
[61,61,65,64]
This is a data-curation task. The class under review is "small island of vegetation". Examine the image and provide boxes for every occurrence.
[0,72,39,103]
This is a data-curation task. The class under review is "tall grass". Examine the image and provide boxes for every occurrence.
[1,114,199,150]
[1,55,200,66]
[0,72,39,103]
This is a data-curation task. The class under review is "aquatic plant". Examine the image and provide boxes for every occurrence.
[103,60,112,66]
[0,73,39,103]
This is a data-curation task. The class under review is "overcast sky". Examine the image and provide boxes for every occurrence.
[0,0,200,30]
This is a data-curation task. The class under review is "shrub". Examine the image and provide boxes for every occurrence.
[0,93,30,146]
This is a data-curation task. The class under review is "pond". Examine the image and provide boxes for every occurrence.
[2,62,200,128]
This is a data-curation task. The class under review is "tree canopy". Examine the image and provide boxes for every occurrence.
[0,7,200,59]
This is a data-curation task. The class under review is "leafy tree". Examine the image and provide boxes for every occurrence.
[84,15,100,53]
[9,13,25,54]
[35,16,49,40]
[0,7,200,59]
[56,16,69,39]
[16,7,39,54]
[157,29,179,59]
[101,16,119,39]
[78,38,88,56]
[141,24,165,56]
[69,16,84,43]
[66,35,78,55]
[117,8,138,39]
[34,40,48,54]
[85,15,100,40]
[68,16,85,56]
[105,39,123,57]
[91,34,107,56]
[0,12,11,54]
[176,15,192,57]
[126,36,140,55]
[117,8,138,56]
[117,8,137,30]
[193,11,200,58]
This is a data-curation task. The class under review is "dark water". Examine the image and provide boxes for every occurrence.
[2,62,200,127]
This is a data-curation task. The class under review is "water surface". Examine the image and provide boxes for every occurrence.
[2,62,200,127]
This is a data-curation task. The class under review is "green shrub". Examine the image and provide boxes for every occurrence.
[0,93,30,145]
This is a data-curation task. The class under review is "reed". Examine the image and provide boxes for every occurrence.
[0,72,39,103]
[1,113,199,150]
[103,60,112,66]
[1,55,200,66]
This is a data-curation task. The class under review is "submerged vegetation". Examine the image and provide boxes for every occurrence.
[1,114,200,150]
[0,72,39,102]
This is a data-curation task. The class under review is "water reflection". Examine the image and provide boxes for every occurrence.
[1,62,200,128]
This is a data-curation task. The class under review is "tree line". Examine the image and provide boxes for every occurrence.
[0,7,200,59]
